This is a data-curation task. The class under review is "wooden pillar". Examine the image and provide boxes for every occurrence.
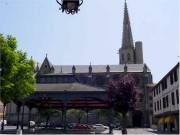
[16,102,22,129]
[63,90,67,133]
[86,108,89,124]
[108,107,114,134]
[21,104,25,130]
[28,107,32,129]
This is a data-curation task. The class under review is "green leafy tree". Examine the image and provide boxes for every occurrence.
[0,34,36,129]
[106,75,139,134]
[96,109,108,120]
[67,109,86,124]
[38,109,62,128]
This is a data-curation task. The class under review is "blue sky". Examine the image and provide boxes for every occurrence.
[0,0,179,83]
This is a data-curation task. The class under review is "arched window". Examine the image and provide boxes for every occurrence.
[127,53,131,60]
[121,54,124,61]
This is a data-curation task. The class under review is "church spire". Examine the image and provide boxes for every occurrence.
[122,1,134,48]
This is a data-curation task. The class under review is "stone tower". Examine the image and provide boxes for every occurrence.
[119,1,143,64]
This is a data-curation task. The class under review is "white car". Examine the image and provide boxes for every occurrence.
[93,124,109,130]
[0,120,7,125]
[39,122,50,127]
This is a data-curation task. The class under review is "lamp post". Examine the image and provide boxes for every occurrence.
[56,0,83,15]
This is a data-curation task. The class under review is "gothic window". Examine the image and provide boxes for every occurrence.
[77,75,88,84]
[127,53,131,60]
[94,75,106,86]
[57,76,62,83]
[121,54,124,61]
[111,74,120,81]
[132,75,140,85]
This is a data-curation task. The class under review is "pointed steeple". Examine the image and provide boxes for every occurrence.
[122,1,134,48]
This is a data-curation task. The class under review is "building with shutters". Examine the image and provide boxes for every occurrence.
[153,62,179,133]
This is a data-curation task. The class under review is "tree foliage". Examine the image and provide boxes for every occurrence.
[38,109,61,128]
[0,34,36,104]
[67,109,86,124]
[105,75,139,116]
[39,109,62,118]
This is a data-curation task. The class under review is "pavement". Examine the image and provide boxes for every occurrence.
[0,126,179,134]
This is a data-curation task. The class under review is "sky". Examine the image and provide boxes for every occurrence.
[0,0,179,83]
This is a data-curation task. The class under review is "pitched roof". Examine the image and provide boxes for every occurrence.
[36,83,105,92]
[49,64,151,74]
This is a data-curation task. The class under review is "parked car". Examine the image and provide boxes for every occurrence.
[93,124,109,130]
[67,123,77,129]
[39,122,50,127]
[73,124,92,129]
[114,123,122,130]
[0,120,7,125]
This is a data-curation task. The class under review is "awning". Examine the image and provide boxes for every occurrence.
[164,116,175,123]
[158,118,165,124]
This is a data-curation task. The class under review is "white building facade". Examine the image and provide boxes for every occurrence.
[153,62,179,133]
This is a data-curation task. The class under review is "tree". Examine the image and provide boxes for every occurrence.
[0,34,36,130]
[67,109,86,124]
[96,109,108,121]
[105,75,139,134]
[38,109,62,128]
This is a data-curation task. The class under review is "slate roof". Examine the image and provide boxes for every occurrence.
[36,83,105,92]
[46,64,151,74]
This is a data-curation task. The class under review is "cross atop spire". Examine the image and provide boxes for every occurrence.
[122,0,134,48]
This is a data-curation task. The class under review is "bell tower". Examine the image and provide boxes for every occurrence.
[119,1,135,64]
[119,1,143,64]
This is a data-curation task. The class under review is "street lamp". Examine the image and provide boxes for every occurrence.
[56,0,83,15]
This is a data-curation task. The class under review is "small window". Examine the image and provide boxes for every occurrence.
[154,102,156,111]
[166,95,169,107]
[156,88,158,95]
[171,92,175,105]
[170,74,174,84]
[157,101,159,110]
[176,90,179,104]
[158,86,161,94]
[159,99,161,110]
[163,97,166,108]
[174,70,178,82]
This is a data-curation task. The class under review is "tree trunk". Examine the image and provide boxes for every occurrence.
[122,113,127,134]
[16,105,20,129]
[78,117,81,124]
[45,115,49,128]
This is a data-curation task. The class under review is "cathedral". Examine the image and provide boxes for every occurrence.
[5,1,154,128]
